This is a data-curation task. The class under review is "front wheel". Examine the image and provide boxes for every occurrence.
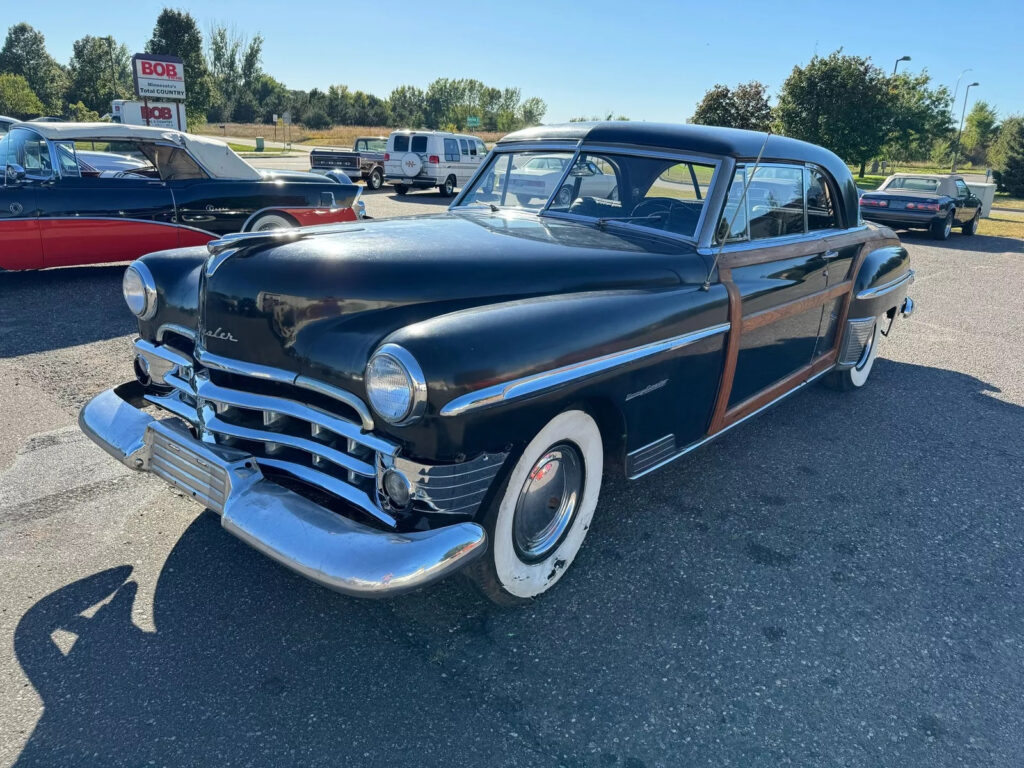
[467,410,604,605]
[824,314,885,391]
[930,212,953,240]
[961,210,979,235]
[439,175,456,197]
[367,167,383,190]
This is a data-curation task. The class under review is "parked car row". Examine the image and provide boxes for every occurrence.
[77,121,916,604]
[311,129,490,197]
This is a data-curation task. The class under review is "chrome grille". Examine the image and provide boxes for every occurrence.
[839,318,877,366]
[386,452,506,516]
[148,428,229,512]
[136,339,398,527]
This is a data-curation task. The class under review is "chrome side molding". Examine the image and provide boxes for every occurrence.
[856,269,915,300]
[441,322,730,417]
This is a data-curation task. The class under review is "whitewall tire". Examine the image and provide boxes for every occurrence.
[826,314,885,391]
[468,410,603,604]
[249,213,294,231]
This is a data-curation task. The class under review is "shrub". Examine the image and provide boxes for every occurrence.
[303,108,331,130]
[990,116,1024,196]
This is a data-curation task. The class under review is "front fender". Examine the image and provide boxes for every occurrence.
[136,246,207,342]
[382,285,730,460]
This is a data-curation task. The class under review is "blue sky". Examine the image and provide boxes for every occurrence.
[10,0,1023,122]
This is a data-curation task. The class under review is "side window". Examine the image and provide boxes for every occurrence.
[355,140,366,152]
[7,130,53,180]
[393,135,409,153]
[54,140,82,178]
[747,165,804,240]
[410,135,428,153]
[443,138,460,162]
[955,179,970,198]
[476,140,487,156]
[806,167,837,231]
[716,169,749,242]
[459,139,469,156]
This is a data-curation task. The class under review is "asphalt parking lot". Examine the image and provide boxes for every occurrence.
[1,196,1022,766]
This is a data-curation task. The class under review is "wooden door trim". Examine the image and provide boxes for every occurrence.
[708,269,741,434]
[741,280,851,333]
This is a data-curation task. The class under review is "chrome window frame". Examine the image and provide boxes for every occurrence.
[450,140,582,211]
[3,126,59,184]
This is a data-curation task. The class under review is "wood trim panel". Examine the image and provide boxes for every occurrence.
[716,226,889,270]
[720,350,837,427]
[742,280,852,332]
[708,271,741,434]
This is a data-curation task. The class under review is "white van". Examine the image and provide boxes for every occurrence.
[384,130,488,196]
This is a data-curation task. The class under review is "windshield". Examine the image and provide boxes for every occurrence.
[456,148,716,240]
[884,177,940,192]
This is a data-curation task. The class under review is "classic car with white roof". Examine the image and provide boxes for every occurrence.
[859,173,982,240]
[0,122,361,270]
[499,153,619,207]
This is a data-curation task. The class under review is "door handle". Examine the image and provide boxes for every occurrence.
[823,249,840,260]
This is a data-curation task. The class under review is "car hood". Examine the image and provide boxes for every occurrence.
[199,211,704,385]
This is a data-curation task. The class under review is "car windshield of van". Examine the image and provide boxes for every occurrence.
[455,148,716,240]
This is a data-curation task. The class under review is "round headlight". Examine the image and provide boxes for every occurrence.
[123,262,158,320]
[365,344,427,425]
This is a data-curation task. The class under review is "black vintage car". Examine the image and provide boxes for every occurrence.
[859,173,982,240]
[0,123,361,270]
[80,122,915,604]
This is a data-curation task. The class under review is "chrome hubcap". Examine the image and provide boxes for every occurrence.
[944,217,952,237]
[512,443,584,562]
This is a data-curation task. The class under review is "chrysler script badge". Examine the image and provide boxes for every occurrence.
[204,327,238,343]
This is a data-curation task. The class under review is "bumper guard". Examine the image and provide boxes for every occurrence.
[80,384,487,597]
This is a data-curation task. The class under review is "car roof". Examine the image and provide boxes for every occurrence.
[11,122,261,180]
[886,172,962,180]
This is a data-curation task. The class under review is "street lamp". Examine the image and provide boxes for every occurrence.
[951,68,973,109]
[951,82,980,173]
[893,55,911,76]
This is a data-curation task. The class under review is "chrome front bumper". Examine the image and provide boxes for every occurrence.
[80,385,487,597]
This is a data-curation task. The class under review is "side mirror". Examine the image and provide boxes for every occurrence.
[6,163,26,183]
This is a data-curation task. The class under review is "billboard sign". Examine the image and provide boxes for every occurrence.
[131,53,186,100]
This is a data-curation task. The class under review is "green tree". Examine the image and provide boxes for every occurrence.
[66,100,100,121]
[66,35,132,115]
[691,81,772,131]
[145,9,214,128]
[0,23,67,113]
[388,85,425,127]
[519,96,547,127]
[776,50,892,177]
[207,24,263,122]
[990,115,1024,196]
[883,71,952,166]
[0,73,44,116]
[961,100,999,165]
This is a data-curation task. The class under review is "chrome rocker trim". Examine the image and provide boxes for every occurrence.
[79,386,487,597]
[441,322,730,417]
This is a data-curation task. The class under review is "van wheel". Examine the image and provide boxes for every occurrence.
[961,210,979,235]
[439,176,456,197]
[930,212,953,240]
[466,410,603,605]
[367,168,383,190]
[394,184,409,195]
[248,213,294,231]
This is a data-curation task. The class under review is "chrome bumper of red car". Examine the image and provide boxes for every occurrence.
[79,385,487,597]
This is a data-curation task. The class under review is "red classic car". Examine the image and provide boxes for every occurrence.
[0,122,361,270]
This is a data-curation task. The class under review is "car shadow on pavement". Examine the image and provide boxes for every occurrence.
[894,231,1023,253]
[12,359,1024,767]
[0,265,134,358]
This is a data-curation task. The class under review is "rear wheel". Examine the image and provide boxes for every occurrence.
[555,185,573,207]
[367,167,383,190]
[467,410,603,605]
[248,213,294,232]
[439,175,456,197]
[961,210,979,235]
[394,184,409,195]
[824,314,885,391]
[930,212,953,240]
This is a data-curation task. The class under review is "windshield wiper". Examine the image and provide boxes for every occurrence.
[594,214,664,230]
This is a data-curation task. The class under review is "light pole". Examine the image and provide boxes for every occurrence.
[951,82,979,173]
[892,55,911,76]
[951,68,973,110]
